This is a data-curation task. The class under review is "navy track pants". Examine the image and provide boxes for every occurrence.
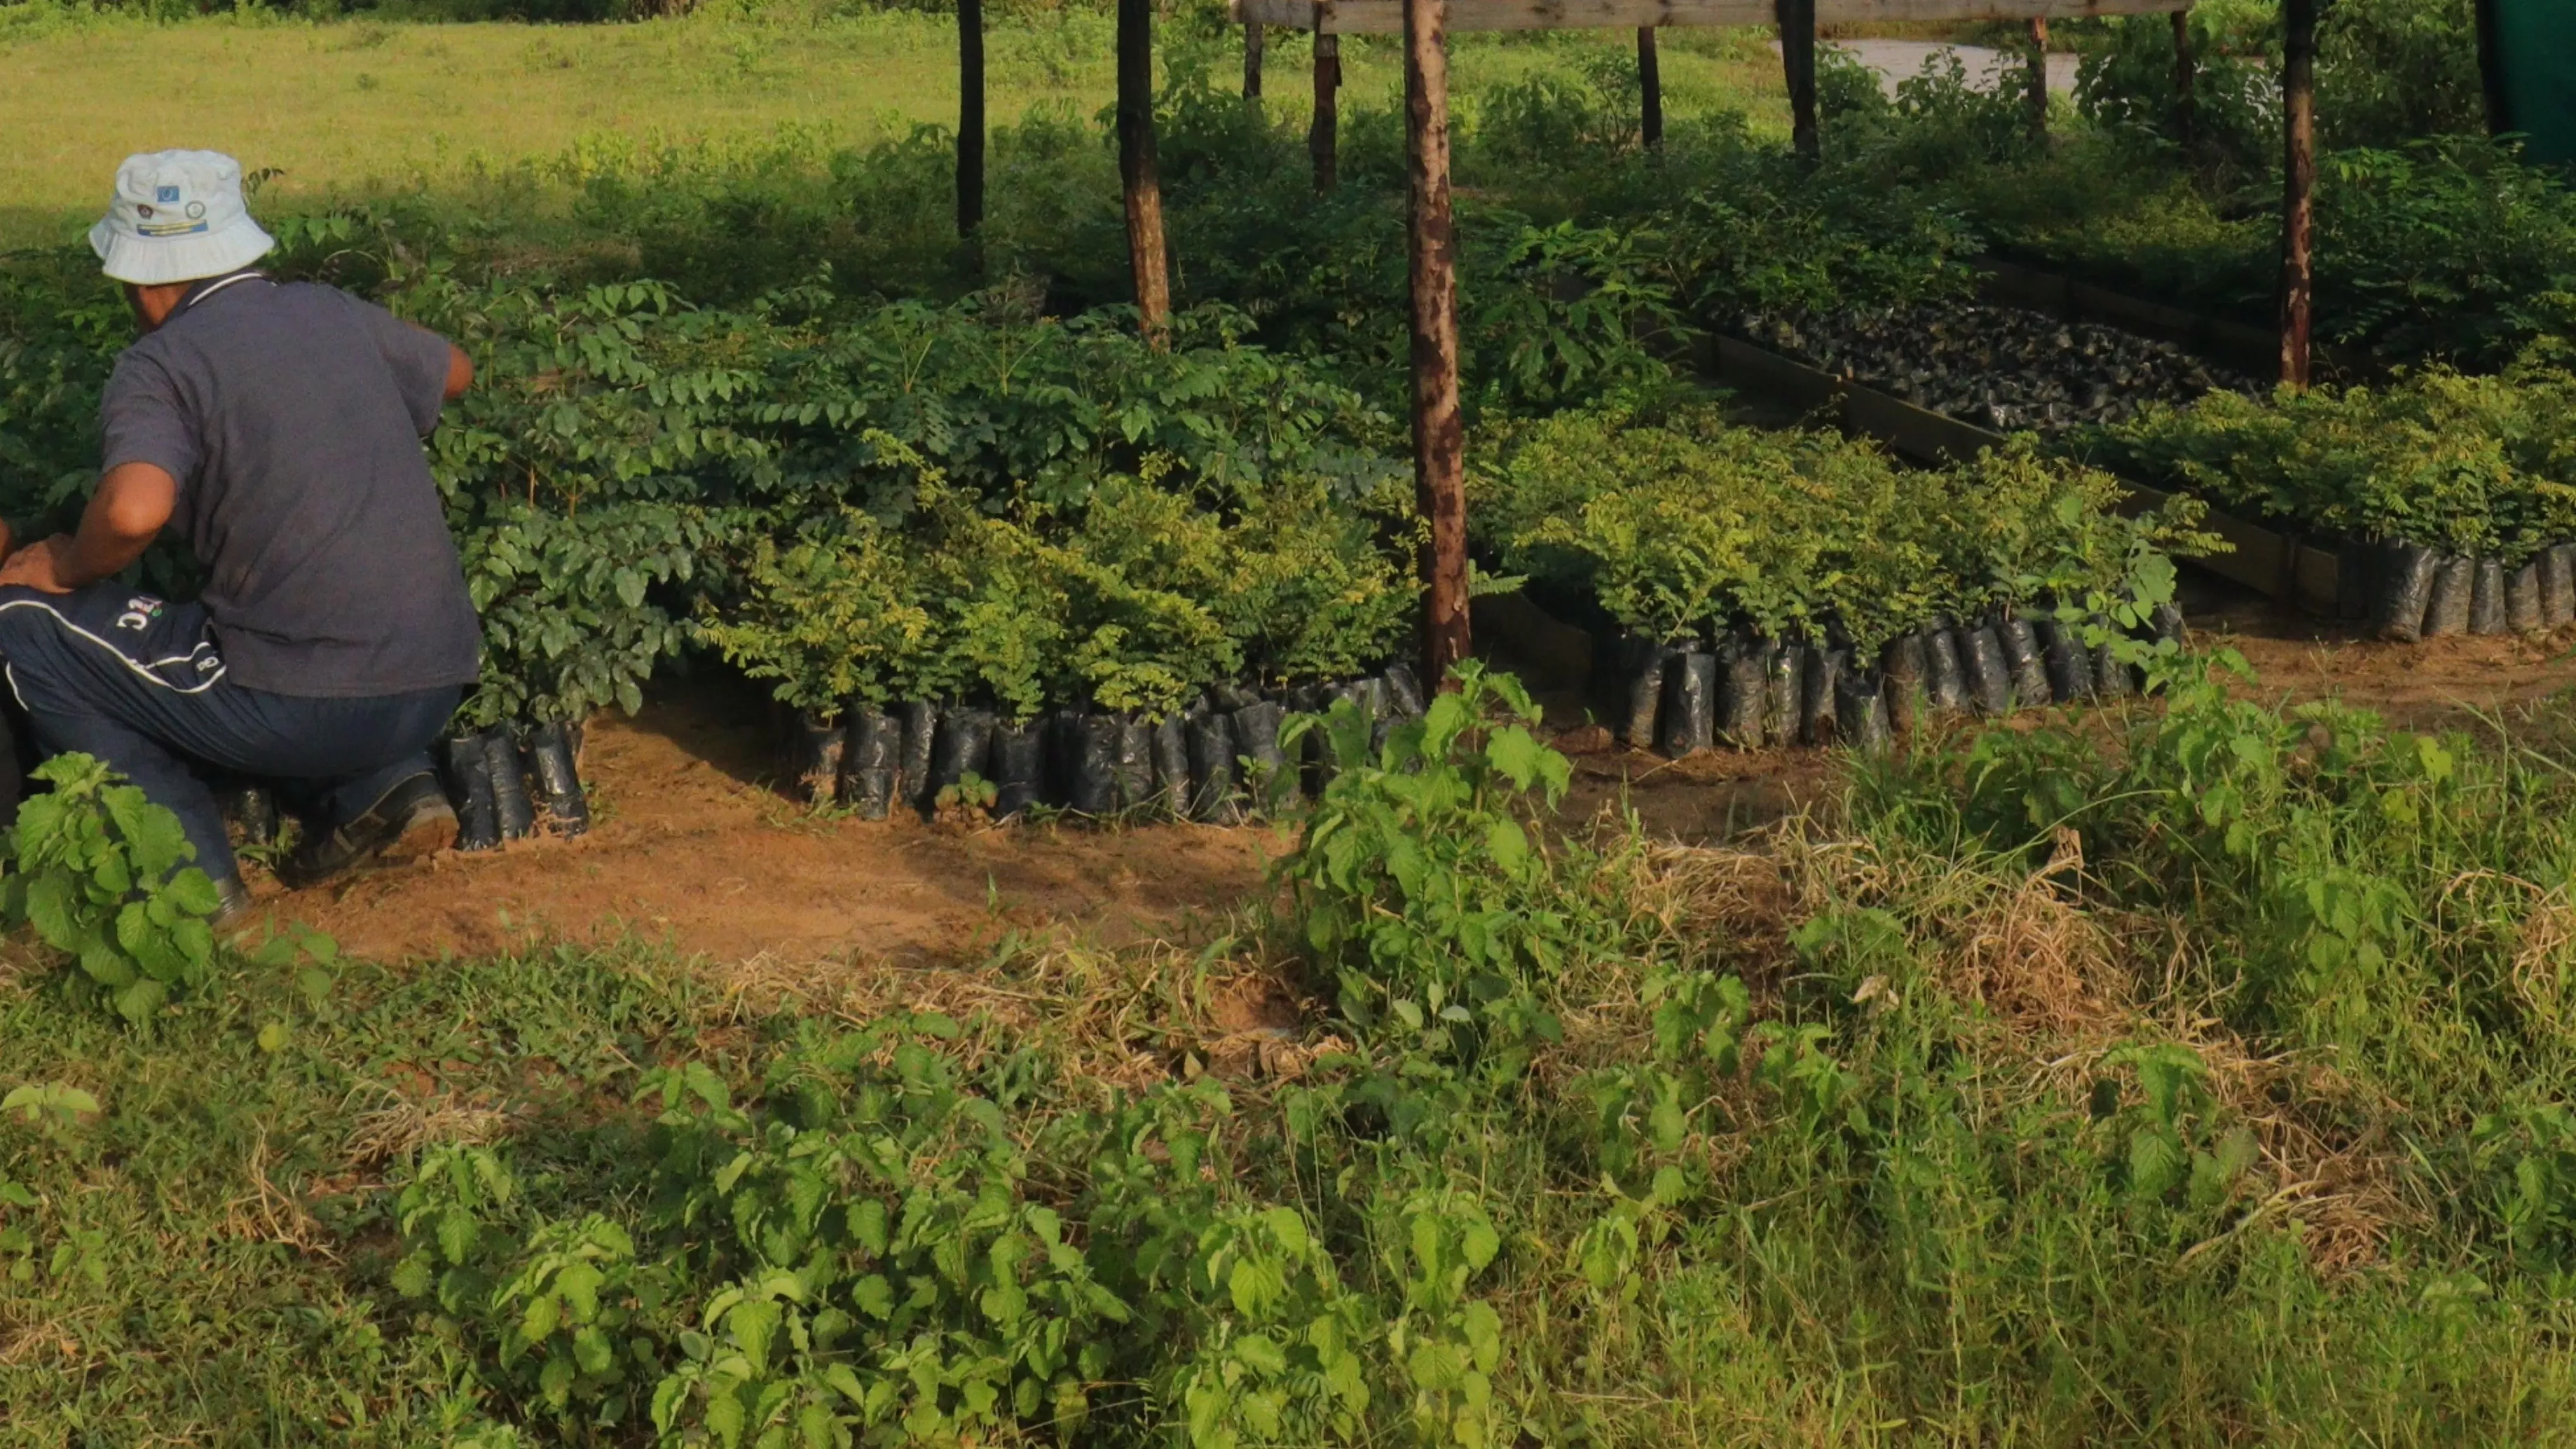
[0,584,458,886]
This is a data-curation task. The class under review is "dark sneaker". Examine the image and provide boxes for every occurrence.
[276,772,456,890]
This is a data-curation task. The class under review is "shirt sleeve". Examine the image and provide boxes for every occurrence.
[99,348,200,498]
[347,293,455,437]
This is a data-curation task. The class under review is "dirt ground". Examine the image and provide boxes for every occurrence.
[241,573,2576,969]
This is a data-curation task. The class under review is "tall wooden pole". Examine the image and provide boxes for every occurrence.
[1245,21,1265,101]
[1638,26,1664,152]
[1779,0,1818,163]
[1311,28,1341,191]
[1118,0,1170,347]
[1405,0,1469,683]
[2024,18,2049,140]
[2171,9,2196,155]
[957,0,985,242]
[2279,0,2317,389]
[2473,0,2510,137]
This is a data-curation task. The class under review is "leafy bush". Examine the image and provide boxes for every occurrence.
[700,443,1416,722]
[2079,361,2576,557]
[2,755,226,1025]
[1475,405,2212,652]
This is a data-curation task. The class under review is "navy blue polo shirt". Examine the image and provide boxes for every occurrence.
[96,273,482,698]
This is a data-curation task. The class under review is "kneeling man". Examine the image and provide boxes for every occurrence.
[0,150,482,918]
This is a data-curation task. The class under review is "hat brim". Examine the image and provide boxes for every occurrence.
[90,213,276,287]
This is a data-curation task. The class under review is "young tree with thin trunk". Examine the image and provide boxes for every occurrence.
[1117,0,1170,347]
[1405,0,1469,682]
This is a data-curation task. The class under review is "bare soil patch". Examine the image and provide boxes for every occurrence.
[229,573,2574,970]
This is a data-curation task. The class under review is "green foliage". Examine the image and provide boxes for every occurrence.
[1283,664,1578,1077]
[1861,648,2576,1265]
[1477,405,2212,652]
[704,441,1415,720]
[2081,360,2576,557]
[2,755,224,1025]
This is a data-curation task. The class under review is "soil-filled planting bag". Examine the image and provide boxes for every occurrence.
[2035,618,2092,703]
[1621,638,1673,748]
[2149,601,2187,649]
[1662,649,1719,756]
[443,732,501,852]
[790,710,844,805]
[1718,637,1771,749]
[1801,646,1844,747]
[930,707,996,814]
[2550,545,2576,628]
[2472,557,2509,636]
[2093,639,2137,700]
[1958,623,2012,716]
[1112,715,1155,813]
[1291,684,1336,796]
[1997,615,2051,705]
[1383,663,1428,720]
[2337,540,2375,622]
[1764,643,1806,748]
[523,720,591,837]
[1880,633,1927,736]
[483,726,537,842]
[2423,553,2475,638]
[2374,544,2437,642]
[1922,625,1968,713]
[1838,662,1892,752]
[2509,561,2547,633]
[1231,700,1289,812]
[1071,712,1121,816]
[840,706,900,821]
[989,721,1044,821]
[1186,710,1241,823]
[221,783,280,847]
[898,702,938,815]
[1149,714,1191,819]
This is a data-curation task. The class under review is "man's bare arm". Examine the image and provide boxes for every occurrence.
[0,462,176,594]
[443,341,472,402]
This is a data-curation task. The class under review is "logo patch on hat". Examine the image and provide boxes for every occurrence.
[156,186,181,204]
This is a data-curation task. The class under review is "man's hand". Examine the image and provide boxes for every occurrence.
[0,536,76,594]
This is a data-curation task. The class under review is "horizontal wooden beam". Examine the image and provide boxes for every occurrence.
[1234,0,2186,32]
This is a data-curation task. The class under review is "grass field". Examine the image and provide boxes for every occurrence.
[0,9,1788,248]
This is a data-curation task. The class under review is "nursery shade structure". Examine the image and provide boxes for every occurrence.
[1214,0,2210,679]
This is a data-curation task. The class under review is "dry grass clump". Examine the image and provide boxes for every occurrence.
[1628,812,2422,1274]
[712,934,1341,1096]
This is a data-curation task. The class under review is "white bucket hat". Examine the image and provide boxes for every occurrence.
[88,149,276,287]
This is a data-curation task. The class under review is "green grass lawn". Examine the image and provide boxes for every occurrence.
[0,9,1789,248]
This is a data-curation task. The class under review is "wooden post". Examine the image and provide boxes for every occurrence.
[2171,9,2196,155]
[2473,0,2511,138]
[1118,0,1170,346]
[2025,18,2049,140]
[1245,20,1265,101]
[2279,0,2316,389]
[1779,0,1817,163]
[957,0,985,241]
[1638,25,1664,152]
[1311,26,1341,191]
[1405,0,1469,683]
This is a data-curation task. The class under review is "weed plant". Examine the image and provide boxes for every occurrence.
[9,667,2576,1442]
